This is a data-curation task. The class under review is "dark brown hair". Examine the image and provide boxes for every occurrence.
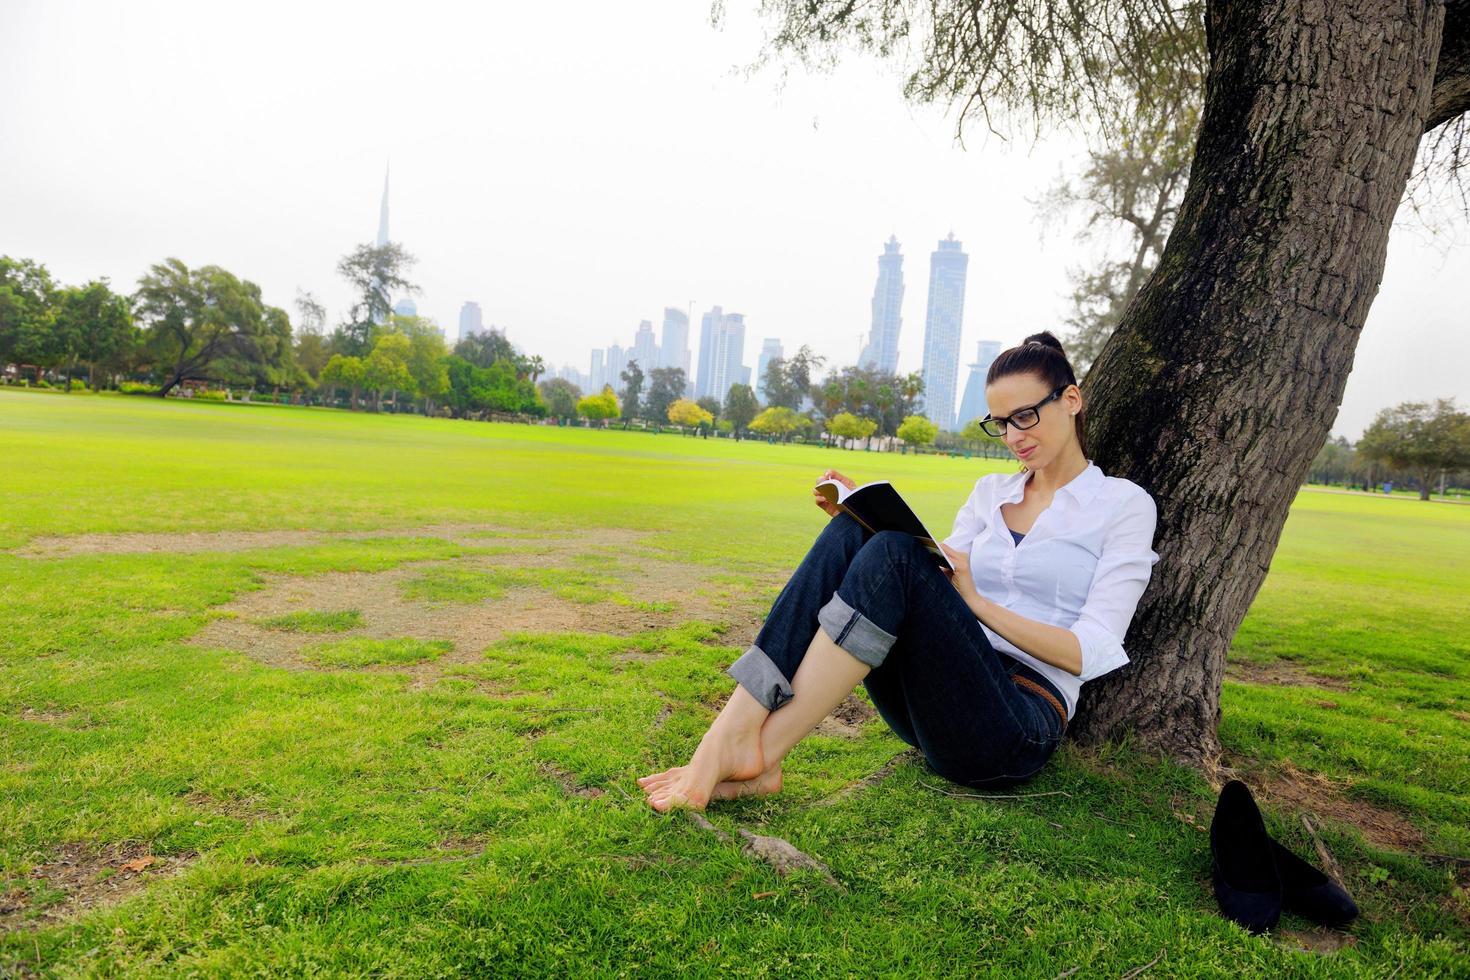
[985,331,1088,458]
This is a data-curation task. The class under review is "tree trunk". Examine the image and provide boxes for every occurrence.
[1072,0,1449,764]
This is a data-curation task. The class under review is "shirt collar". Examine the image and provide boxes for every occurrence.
[996,461,1104,506]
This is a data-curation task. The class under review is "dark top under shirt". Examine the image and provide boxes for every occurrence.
[1009,527,1026,545]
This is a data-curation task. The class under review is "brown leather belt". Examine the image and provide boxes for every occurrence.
[1012,674,1068,730]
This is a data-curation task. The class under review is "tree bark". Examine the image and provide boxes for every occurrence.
[1073,0,1450,764]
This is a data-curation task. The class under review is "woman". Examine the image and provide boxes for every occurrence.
[638,332,1158,811]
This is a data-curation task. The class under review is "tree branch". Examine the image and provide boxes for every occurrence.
[1427,1,1470,132]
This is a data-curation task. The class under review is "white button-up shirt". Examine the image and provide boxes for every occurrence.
[940,461,1159,718]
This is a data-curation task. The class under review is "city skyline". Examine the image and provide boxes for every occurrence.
[3,2,1464,438]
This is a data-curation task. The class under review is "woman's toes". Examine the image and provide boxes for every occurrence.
[639,776,674,797]
[638,768,678,787]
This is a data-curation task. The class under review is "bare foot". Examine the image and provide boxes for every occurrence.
[712,763,783,801]
[637,720,765,813]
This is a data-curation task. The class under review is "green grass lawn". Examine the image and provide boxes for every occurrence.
[1,389,1466,976]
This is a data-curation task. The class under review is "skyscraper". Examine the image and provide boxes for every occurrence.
[858,236,904,374]
[920,234,970,431]
[376,165,390,247]
[392,298,418,317]
[631,320,659,374]
[607,344,627,391]
[956,340,1003,429]
[755,338,784,403]
[590,349,605,392]
[372,165,391,324]
[459,301,484,340]
[659,307,691,388]
[695,307,747,402]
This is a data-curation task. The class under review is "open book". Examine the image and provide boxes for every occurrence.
[816,479,956,572]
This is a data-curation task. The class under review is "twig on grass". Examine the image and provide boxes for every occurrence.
[682,811,844,889]
[683,810,731,843]
[1301,814,1346,885]
[509,706,602,713]
[1421,853,1470,868]
[1118,948,1165,979]
[816,749,920,806]
[917,780,1072,801]
[1051,968,1080,979]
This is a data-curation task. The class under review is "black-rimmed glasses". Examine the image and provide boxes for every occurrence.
[979,385,1068,437]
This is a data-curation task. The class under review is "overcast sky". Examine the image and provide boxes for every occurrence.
[2,0,1465,438]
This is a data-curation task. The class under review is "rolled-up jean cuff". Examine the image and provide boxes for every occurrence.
[725,644,795,711]
[817,592,897,668]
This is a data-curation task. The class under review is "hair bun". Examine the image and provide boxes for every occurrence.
[1022,331,1065,354]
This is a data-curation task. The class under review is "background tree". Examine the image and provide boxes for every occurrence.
[538,377,583,419]
[723,383,760,438]
[897,371,925,418]
[294,289,328,335]
[750,406,804,442]
[362,333,414,412]
[384,315,450,415]
[695,395,722,422]
[619,359,644,420]
[668,397,713,429]
[812,365,912,435]
[897,414,939,450]
[827,411,878,449]
[577,385,620,423]
[443,357,541,418]
[746,0,1470,762]
[453,330,517,369]
[19,287,75,386]
[0,257,57,381]
[645,367,688,423]
[334,242,417,356]
[1357,400,1470,500]
[219,304,299,397]
[293,330,331,385]
[319,354,365,410]
[762,344,826,409]
[70,281,141,391]
[1308,436,1357,487]
[292,289,331,388]
[134,258,273,397]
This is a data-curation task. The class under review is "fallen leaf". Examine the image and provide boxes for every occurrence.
[752,891,777,900]
[118,856,162,873]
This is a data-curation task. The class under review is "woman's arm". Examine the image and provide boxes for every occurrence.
[936,542,1083,674]
[937,490,1159,680]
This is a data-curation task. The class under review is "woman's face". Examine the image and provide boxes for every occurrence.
[984,372,1083,469]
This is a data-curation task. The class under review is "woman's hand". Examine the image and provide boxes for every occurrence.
[813,469,856,517]
[937,542,977,599]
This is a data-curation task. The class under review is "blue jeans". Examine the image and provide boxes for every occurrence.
[726,512,1067,788]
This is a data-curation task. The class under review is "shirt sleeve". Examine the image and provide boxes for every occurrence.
[941,477,990,554]
[1068,488,1160,682]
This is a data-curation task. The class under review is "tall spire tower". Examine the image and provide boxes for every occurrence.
[375,163,390,246]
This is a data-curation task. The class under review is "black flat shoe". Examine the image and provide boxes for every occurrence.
[1211,780,1282,933]
[1271,837,1359,927]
